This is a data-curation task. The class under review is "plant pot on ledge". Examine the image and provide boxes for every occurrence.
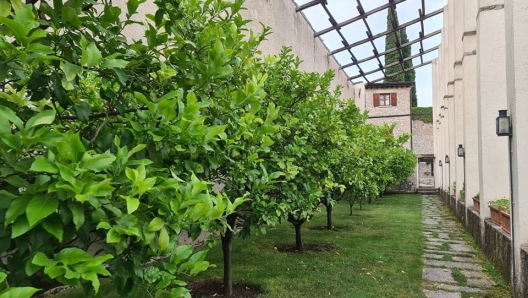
[500,211,511,234]
[473,197,480,214]
[489,205,502,225]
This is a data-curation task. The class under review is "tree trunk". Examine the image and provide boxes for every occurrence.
[326,204,333,230]
[360,201,363,210]
[221,214,237,296]
[288,214,306,251]
[368,196,372,204]
[294,223,303,251]
[349,202,354,216]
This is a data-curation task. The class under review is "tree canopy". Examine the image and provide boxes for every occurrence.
[384,7,418,106]
[0,0,417,297]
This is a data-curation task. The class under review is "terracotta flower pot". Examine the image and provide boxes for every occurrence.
[473,198,480,214]
[489,205,502,225]
[500,211,511,234]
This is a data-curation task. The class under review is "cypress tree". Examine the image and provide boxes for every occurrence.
[384,7,418,106]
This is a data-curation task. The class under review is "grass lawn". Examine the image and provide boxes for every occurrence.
[48,194,425,298]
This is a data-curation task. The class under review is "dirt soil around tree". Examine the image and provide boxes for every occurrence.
[187,279,261,298]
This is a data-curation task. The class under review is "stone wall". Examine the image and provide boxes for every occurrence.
[365,86,412,149]
[521,246,528,297]
[466,208,482,248]
[412,120,434,155]
[483,220,512,283]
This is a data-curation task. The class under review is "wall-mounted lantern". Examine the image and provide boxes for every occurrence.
[496,110,512,136]
[457,144,465,157]
[439,160,442,167]
[445,155,450,164]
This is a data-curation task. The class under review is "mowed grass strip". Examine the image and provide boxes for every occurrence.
[48,194,425,298]
[188,194,425,298]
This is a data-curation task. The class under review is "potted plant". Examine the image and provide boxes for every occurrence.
[488,197,510,233]
[488,201,503,225]
[459,183,465,202]
[472,193,480,214]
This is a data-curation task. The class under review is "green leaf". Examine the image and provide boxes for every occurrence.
[25,258,40,276]
[101,58,129,69]
[0,287,40,298]
[42,216,63,242]
[81,42,102,67]
[204,125,227,143]
[56,248,92,265]
[26,195,58,227]
[127,144,146,158]
[106,228,121,243]
[0,106,23,129]
[158,227,169,251]
[11,217,30,238]
[5,195,31,226]
[147,217,164,232]
[82,153,116,172]
[67,201,84,230]
[60,61,81,81]
[29,156,58,173]
[125,197,139,214]
[172,245,193,265]
[0,0,10,17]
[74,102,90,123]
[25,110,56,129]
[32,252,57,267]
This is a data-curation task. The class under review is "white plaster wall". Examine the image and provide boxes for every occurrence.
[241,0,355,100]
[504,0,528,295]
[354,83,366,112]
[476,1,509,221]
[112,0,356,101]
[462,0,479,207]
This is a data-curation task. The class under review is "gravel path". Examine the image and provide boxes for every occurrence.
[422,195,496,298]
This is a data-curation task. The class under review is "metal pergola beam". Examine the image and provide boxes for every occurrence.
[292,0,443,84]
[328,8,443,55]
[313,0,407,37]
[340,29,441,70]
[349,46,438,80]
[368,60,433,83]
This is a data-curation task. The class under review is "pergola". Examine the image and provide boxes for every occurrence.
[293,0,443,84]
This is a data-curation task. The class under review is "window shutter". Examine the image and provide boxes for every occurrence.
[391,93,397,106]
[373,93,380,107]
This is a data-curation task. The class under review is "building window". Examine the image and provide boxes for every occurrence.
[380,93,391,106]
[373,92,398,107]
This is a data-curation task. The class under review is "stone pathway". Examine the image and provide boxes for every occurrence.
[422,195,496,298]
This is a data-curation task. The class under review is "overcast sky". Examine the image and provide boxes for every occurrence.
[293,0,448,107]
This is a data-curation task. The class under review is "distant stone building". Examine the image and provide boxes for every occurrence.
[355,82,435,192]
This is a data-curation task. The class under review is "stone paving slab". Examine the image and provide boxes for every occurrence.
[423,290,462,298]
[425,259,483,270]
[421,195,497,297]
[436,284,486,293]
[423,268,456,283]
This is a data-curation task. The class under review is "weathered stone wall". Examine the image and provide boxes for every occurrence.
[418,162,434,188]
[412,120,434,155]
[456,200,465,223]
[466,208,482,249]
[365,87,412,149]
[483,220,512,283]
[521,246,528,297]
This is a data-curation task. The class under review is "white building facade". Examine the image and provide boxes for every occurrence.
[433,1,528,296]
